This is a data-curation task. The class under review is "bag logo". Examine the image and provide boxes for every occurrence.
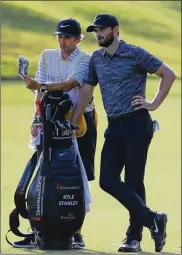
[56,182,80,190]
[36,176,45,216]
[59,152,68,157]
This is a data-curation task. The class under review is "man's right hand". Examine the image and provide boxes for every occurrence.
[23,75,41,90]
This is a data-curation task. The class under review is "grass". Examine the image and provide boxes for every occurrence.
[1,79,181,254]
[1,1,181,78]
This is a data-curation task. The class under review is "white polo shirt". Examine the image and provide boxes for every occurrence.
[35,47,93,112]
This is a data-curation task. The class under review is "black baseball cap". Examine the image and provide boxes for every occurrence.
[86,13,119,32]
[54,18,82,37]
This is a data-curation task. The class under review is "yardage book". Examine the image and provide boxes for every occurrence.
[18,55,29,79]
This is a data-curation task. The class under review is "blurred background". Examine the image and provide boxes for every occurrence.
[1,1,181,254]
[1,1,181,78]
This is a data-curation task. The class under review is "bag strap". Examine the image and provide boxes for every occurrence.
[6,208,34,246]
[6,152,37,246]
[14,151,37,218]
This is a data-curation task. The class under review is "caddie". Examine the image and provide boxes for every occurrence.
[14,17,97,250]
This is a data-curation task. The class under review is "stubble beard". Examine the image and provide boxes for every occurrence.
[97,33,115,48]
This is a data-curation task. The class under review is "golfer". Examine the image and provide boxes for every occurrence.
[70,13,176,253]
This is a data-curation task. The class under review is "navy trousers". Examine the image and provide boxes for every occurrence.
[100,110,154,240]
[78,110,97,181]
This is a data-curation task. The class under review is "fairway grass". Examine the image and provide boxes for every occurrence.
[1,80,181,254]
[2,1,181,78]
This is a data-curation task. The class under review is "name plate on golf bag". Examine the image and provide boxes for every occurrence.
[27,146,85,250]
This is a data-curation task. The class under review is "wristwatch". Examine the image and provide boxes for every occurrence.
[38,84,47,92]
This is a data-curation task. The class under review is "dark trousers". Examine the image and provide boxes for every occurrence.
[77,110,97,181]
[100,110,155,240]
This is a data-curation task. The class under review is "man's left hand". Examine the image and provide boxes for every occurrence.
[23,75,41,90]
[131,96,157,111]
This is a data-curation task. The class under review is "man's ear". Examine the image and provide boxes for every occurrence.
[76,35,82,43]
[113,26,119,36]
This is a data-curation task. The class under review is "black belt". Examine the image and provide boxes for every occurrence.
[108,109,147,123]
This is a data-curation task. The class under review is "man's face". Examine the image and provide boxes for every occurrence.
[57,35,80,53]
[94,27,115,47]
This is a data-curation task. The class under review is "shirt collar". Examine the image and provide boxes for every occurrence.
[56,47,80,61]
[101,40,125,57]
[115,40,125,56]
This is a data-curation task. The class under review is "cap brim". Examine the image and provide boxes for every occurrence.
[86,25,106,32]
[53,32,84,38]
[53,32,77,37]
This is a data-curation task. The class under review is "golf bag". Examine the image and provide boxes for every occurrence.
[6,91,85,250]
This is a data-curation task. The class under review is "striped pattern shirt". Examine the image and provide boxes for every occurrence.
[84,40,163,117]
[35,47,93,112]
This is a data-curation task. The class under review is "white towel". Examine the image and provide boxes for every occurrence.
[153,120,160,132]
[73,137,92,212]
[28,127,41,150]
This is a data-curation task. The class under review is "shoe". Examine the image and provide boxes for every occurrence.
[150,213,167,252]
[72,233,85,249]
[118,239,142,252]
[13,235,37,248]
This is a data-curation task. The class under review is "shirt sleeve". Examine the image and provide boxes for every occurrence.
[83,54,98,86]
[35,51,47,83]
[69,54,90,87]
[135,47,163,74]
